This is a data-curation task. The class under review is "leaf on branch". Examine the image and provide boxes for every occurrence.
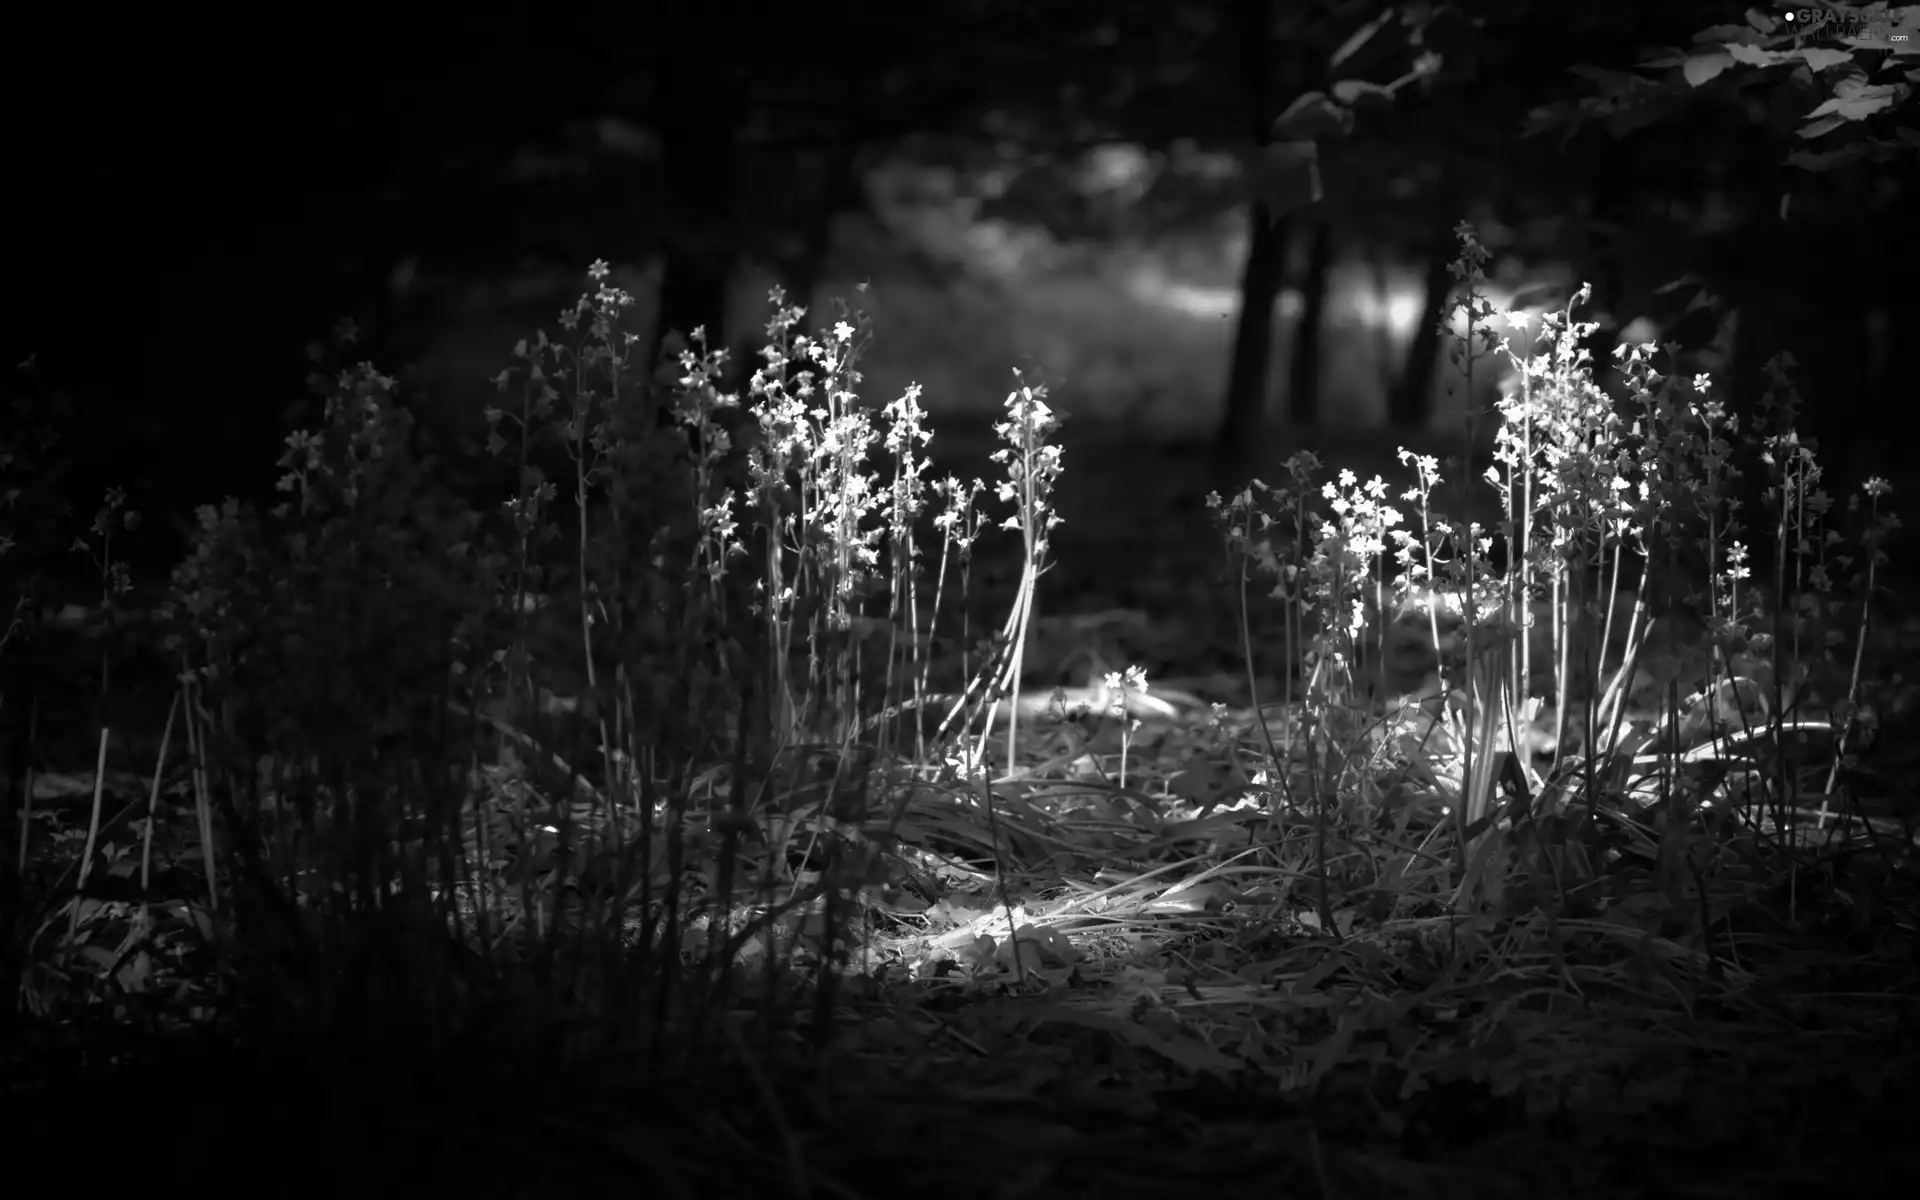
[1725,42,1786,68]
[1800,47,1856,72]
[1684,51,1734,86]
[1271,91,1354,141]
[1328,9,1394,71]
[1572,64,1644,89]
[1519,99,1594,142]
[1786,141,1881,170]
[1746,8,1780,34]
[1605,104,1672,137]
[1808,82,1901,122]
[1331,78,1397,111]
[1694,23,1759,44]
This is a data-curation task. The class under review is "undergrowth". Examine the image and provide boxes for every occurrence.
[1,227,1914,1198]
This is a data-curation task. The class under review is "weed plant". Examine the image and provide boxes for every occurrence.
[0,228,1912,1196]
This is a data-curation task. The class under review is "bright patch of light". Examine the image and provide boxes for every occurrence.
[1151,281,1239,320]
[1082,144,1150,193]
[1619,315,1661,346]
[1123,263,1238,320]
[1352,286,1425,337]
[1386,291,1422,334]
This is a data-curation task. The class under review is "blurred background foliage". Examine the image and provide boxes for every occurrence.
[4,0,1910,573]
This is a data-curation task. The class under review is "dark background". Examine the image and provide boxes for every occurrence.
[3,0,1909,585]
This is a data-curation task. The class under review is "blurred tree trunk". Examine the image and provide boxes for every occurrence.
[784,140,864,331]
[1729,295,1871,489]
[1286,220,1332,428]
[1216,209,1291,473]
[1713,165,1890,565]
[1213,0,1291,478]
[1388,228,1454,431]
[649,51,746,386]
[730,138,866,388]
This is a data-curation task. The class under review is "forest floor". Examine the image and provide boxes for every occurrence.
[6,419,1919,1199]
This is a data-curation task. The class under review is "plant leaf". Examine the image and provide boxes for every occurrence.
[1271,91,1354,140]
[1684,52,1734,86]
[1331,78,1397,111]
[1800,113,1851,139]
[1725,42,1784,67]
[1808,83,1900,121]
[1801,47,1856,72]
